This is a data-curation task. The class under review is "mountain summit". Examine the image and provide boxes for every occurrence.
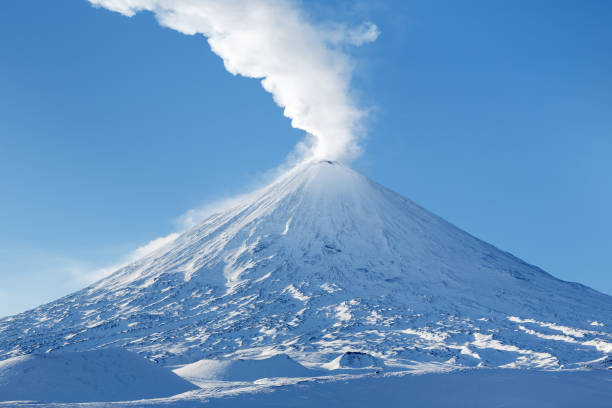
[1,160,611,369]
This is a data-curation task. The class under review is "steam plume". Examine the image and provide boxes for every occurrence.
[88,0,378,161]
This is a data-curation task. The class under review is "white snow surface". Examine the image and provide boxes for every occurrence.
[323,351,382,370]
[1,369,611,407]
[1,160,611,379]
[0,349,197,403]
[174,354,322,383]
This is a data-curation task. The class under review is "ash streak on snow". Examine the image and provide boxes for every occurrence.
[89,0,379,162]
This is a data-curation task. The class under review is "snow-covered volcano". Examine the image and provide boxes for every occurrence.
[1,160,611,370]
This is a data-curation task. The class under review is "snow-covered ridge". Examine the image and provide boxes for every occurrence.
[0,160,610,372]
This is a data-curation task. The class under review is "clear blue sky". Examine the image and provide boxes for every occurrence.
[1,0,610,317]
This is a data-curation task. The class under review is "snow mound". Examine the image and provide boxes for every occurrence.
[325,351,383,370]
[174,354,320,382]
[0,349,197,403]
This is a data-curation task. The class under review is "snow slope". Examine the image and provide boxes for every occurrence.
[324,351,383,370]
[174,354,322,383]
[0,349,197,403]
[1,160,610,374]
[159,369,612,408]
[2,369,611,408]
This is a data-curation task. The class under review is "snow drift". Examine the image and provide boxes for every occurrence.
[325,351,383,370]
[0,349,197,403]
[167,370,612,408]
[174,354,321,383]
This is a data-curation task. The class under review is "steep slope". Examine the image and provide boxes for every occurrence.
[0,160,610,370]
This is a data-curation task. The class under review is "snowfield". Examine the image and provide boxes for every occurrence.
[1,160,611,405]
[0,349,197,403]
[1,365,611,407]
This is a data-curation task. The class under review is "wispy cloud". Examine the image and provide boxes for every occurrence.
[88,0,379,162]
[69,233,180,285]
[70,160,299,284]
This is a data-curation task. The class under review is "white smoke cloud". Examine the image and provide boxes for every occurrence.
[129,233,180,259]
[88,0,378,162]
